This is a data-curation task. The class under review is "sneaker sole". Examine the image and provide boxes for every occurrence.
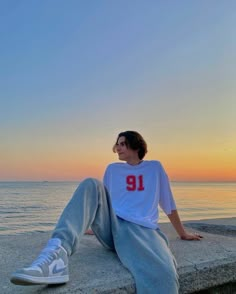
[10,273,69,285]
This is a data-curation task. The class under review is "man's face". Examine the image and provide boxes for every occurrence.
[115,136,139,162]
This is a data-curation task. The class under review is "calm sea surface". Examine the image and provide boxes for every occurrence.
[0,181,235,235]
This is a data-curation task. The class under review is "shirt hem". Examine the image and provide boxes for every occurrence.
[115,212,159,229]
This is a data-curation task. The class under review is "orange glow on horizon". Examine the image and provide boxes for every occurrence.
[1,139,235,182]
[159,153,236,182]
[1,153,235,182]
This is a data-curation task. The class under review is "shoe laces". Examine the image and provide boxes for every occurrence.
[31,238,62,267]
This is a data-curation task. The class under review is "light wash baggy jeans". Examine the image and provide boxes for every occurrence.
[52,178,179,294]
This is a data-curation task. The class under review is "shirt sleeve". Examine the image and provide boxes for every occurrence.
[158,164,176,215]
[103,165,110,190]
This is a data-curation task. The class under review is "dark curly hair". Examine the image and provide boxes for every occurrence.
[113,131,148,160]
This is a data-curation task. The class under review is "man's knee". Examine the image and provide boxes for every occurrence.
[80,178,102,187]
[76,178,106,197]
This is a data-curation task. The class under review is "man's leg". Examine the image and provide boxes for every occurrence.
[113,218,179,294]
[11,178,117,285]
[52,178,116,255]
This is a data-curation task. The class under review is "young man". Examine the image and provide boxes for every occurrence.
[11,131,202,293]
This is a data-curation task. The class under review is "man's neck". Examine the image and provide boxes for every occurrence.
[126,159,143,166]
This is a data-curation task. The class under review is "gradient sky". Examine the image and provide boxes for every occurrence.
[1,1,236,181]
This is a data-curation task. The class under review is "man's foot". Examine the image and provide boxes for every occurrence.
[85,229,94,235]
[10,238,69,285]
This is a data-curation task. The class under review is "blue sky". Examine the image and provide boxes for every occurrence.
[1,1,236,181]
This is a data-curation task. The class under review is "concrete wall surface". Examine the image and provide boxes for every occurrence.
[1,218,236,294]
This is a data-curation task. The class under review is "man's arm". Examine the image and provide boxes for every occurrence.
[167,210,203,240]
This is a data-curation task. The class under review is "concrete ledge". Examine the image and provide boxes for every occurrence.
[1,218,236,293]
[184,223,236,237]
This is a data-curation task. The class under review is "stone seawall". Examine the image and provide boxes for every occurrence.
[1,218,236,293]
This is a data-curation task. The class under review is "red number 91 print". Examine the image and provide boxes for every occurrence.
[126,175,144,191]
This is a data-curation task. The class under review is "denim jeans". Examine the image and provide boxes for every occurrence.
[52,178,179,294]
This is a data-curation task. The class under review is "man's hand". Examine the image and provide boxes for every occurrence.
[168,210,203,241]
[180,232,203,241]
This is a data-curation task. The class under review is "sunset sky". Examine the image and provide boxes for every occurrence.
[1,1,236,182]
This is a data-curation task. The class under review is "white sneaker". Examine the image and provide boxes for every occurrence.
[10,238,69,285]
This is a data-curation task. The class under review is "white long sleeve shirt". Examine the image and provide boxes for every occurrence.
[103,160,176,229]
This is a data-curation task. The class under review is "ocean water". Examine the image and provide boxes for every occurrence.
[0,181,235,235]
